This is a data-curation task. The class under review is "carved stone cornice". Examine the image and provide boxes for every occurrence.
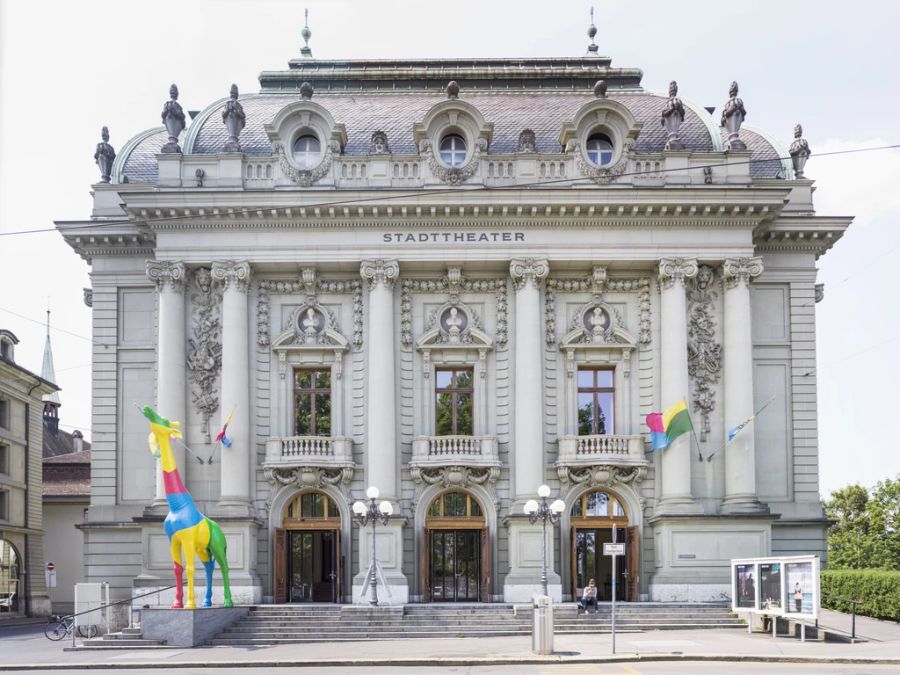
[263,465,353,488]
[360,259,400,289]
[145,260,186,292]
[658,258,698,290]
[510,258,549,290]
[211,260,252,293]
[722,256,764,289]
[557,463,646,488]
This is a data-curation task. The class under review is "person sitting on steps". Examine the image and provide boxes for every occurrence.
[578,578,599,614]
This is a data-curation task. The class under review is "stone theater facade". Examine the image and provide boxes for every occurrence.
[58,28,849,607]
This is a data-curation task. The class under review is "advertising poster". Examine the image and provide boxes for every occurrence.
[735,563,756,609]
[759,562,782,611]
[784,561,815,615]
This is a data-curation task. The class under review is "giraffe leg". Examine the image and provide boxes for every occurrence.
[206,518,233,608]
[183,532,197,609]
[169,539,184,609]
[199,548,214,608]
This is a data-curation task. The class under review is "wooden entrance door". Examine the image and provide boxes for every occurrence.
[626,525,640,601]
[274,528,287,603]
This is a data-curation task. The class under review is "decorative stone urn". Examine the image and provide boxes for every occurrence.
[160,84,186,154]
[789,123,811,179]
[221,84,245,153]
[720,81,747,152]
[93,126,116,183]
[661,80,686,151]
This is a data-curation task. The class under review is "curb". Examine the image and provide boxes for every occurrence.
[3,654,900,670]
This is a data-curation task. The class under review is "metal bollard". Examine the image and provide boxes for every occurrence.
[532,595,554,655]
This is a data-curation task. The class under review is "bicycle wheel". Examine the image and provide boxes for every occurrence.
[77,624,99,639]
[44,620,67,641]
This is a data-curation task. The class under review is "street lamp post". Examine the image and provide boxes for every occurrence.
[524,484,566,597]
[352,486,393,606]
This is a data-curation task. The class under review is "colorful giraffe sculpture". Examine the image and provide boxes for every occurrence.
[143,406,233,609]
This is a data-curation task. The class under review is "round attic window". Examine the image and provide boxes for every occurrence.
[586,133,614,166]
[439,134,467,167]
[292,134,321,169]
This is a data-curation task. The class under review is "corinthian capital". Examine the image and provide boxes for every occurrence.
[146,260,186,292]
[722,257,763,289]
[360,259,399,289]
[509,258,549,290]
[658,258,698,290]
[211,260,252,292]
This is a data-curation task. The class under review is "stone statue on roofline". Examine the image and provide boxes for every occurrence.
[161,83,186,153]
[720,80,747,152]
[94,126,116,183]
[661,80,686,151]
[222,84,246,153]
[789,123,811,179]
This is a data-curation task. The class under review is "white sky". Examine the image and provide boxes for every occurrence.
[1,0,898,498]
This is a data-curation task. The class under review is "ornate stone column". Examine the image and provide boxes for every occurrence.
[146,260,186,505]
[721,257,767,514]
[510,258,549,498]
[657,258,702,515]
[360,259,400,500]
[211,260,252,512]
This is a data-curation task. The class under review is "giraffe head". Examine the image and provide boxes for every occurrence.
[142,406,182,464]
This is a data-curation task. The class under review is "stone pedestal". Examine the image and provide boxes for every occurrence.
[656,259,702,516]
[352,520,409,605]
[140,607,249,646]
[211,261,253,516]
[721,257,767,514]
[502,519,562,602]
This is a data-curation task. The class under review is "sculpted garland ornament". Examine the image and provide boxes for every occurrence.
[187,268,223,436]
[686,266,721,439]
[575,139,633,185]
[275,141,334,186]
[426,138,485,186]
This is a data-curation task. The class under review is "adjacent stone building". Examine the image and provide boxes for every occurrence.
[57,25,848,608]
[0,329,57,617]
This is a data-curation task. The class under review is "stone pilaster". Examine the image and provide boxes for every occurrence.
[509,257,549,498]
[146,260,186,505]
[211,260,252,513]
[656,258,702,515]
[721,257,767,514]
[359,259,400,500]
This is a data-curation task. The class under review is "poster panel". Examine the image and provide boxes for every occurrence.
[734,563,757,609]
[759,562,782,611]
[783,560,815,616]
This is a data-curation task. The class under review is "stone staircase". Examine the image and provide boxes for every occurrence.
[209,602,745,645]
[77,627,169,649]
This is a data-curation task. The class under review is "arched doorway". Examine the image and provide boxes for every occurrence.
[570,489,639,601]
[273,490,342,603]
[424,491,488,602]
[0,538,21,615]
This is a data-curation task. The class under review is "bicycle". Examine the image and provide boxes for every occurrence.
[43,615,98,641]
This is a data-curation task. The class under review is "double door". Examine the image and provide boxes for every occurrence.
[426,529,486,602]
[572,526,639,601]
[274,528,341,603]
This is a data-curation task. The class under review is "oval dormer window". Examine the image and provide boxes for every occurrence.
[439,134,467,167]
[586,133,614,166]
[292,134,321,169]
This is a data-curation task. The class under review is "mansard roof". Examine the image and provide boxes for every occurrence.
[113,56,785,184]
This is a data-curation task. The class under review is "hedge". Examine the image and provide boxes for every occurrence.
[820,569,900,622]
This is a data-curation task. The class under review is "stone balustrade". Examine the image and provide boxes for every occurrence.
[410,435,500,469]
[264,435,353,469]
[556,434,646,468]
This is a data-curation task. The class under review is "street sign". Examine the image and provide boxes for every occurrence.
[46,570,57,588]
[604,543,625,556]
[46,562,56,572]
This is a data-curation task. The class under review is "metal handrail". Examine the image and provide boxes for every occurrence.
[821,593,863,640]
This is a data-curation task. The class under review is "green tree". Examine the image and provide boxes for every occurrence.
[825,479,900,570]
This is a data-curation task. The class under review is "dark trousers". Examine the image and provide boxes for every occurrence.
[578,597,598,612]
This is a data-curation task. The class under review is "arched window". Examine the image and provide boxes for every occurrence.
[292,134,321,169]
[586,133,614,166]
[0,538,20,614]
[426,491,484,520]
[439,134,467,167]
[283,490,340,525]
[570,489,627,520]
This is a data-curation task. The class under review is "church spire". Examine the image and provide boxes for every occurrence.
[42,307,61,437]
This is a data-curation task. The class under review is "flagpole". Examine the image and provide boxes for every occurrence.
[684,394,704,462]
[705,396,776,463]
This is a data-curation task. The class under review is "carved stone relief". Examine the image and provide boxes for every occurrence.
[409,465,501,512]
[187,268,222,436]
[274,140,335,187]
[557,463,646,488]
[263,465,353,488]
[686,265,721,439]
[258,275,363,348]
[574,138,633,185]
[425,137,485,186]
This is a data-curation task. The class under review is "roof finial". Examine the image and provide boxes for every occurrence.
[41,303,61,406]
[587,6,599,55]
[300,8,313,58]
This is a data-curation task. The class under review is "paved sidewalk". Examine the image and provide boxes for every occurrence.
[1,613,899,670]
[816,608,900,642]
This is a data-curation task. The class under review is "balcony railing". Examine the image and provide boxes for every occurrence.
[556,434,646,467]
[264,435,354,469]
[410,435,500,469]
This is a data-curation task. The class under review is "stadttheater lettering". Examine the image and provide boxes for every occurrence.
[383,232,525,243]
